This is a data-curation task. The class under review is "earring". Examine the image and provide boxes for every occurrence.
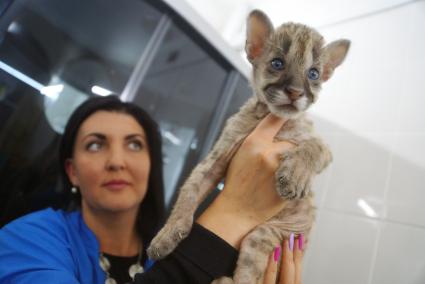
[71,186,78,194]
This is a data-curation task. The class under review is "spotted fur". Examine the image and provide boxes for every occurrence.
[148,10,350,284]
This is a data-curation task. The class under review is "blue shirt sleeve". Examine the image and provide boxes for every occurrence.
[0,209,89,283]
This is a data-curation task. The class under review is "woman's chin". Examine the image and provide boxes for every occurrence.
[92,197,143,214]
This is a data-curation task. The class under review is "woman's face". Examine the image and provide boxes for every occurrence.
[65,111,151,214]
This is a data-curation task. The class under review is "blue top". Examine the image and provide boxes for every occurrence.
[0,208,240,284]
[0,208,106,283]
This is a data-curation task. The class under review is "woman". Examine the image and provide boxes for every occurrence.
[0,95,303,284]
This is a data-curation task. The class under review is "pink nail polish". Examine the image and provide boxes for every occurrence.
[299,233,304,250]
[289,233,294,251]
[274,246,281,262]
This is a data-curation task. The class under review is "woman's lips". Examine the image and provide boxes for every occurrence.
[103,180,130,191]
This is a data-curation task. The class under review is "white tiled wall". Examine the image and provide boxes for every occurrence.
[304,210,380,284]
[372,222,425,284]
[304,1,425,283]
[186,1,425,282]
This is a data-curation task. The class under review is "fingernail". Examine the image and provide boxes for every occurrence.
[289,233,294,251]
[274,246,281,262]
[299,233,304,251]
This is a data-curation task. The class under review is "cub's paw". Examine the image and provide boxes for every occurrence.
[276,152,313,199]
[211,277,234,284]
[147,216,193,260]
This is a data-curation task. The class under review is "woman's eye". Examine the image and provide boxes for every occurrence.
[271,58,285,70]
[128,141,143,151]
[308,68,320,80]
[86,142,102,152]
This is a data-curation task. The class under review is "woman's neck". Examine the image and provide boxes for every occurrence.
[82,203,141,257]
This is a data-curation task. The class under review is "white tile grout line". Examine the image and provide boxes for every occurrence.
[366,152,395,283]
[365,4,416,283]
[323,206,425,230]
[366,118,399,284]
[303,207,324,278]
[305,146,338,281]
[367,221,382,284]
[323,203,423,228]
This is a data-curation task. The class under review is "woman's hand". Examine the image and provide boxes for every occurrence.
[220,113,296,224]
[197,114,296,248]
[263,234,304,284]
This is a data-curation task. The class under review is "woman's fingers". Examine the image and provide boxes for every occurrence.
[263,234,305,284]
[263,246,280,284]
[251,113,287,140]
[294,234,304,284]
[242,113,295,170]
[280,236,295,284]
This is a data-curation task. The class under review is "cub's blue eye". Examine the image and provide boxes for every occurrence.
[308,68,320,80]
[271,58,285,70]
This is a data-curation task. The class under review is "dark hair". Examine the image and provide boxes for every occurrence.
[59,95,165,245]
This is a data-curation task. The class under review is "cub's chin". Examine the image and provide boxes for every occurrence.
[268,102,303,119]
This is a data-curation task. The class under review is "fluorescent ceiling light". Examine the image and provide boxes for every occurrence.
[91,85,113,96]
[0,60,65,101]
[0,60,43,91]
[40,84,64,100]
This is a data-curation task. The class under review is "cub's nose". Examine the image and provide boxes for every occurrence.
[284,86,304,101]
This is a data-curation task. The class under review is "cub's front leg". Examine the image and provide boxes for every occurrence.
[147,146,237,260]
[147,98,264,259]
[276,137,332,199]
[147,116,260,259]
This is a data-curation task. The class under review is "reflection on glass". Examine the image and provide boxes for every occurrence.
[0,0,162,225]
[43,75,88,133]
[224,76,253,122]
[134,23,229,206]
[0,0,162,132]
[160,122,195,204]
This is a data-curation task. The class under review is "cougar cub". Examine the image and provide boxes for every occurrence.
[148,9,350,284]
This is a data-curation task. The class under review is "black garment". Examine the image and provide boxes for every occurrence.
[102,252,143,284]
[134,223,238,284]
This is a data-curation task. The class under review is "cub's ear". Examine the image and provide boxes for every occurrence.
[245,10,274,64]
[322,39,350,82]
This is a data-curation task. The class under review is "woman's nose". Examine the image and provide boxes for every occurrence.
[105,148,126,171]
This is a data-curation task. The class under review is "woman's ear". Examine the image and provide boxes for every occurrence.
[65,159,78,186]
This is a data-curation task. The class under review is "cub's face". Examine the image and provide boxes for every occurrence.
[252,23,326,118]
[246,11,350,119]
